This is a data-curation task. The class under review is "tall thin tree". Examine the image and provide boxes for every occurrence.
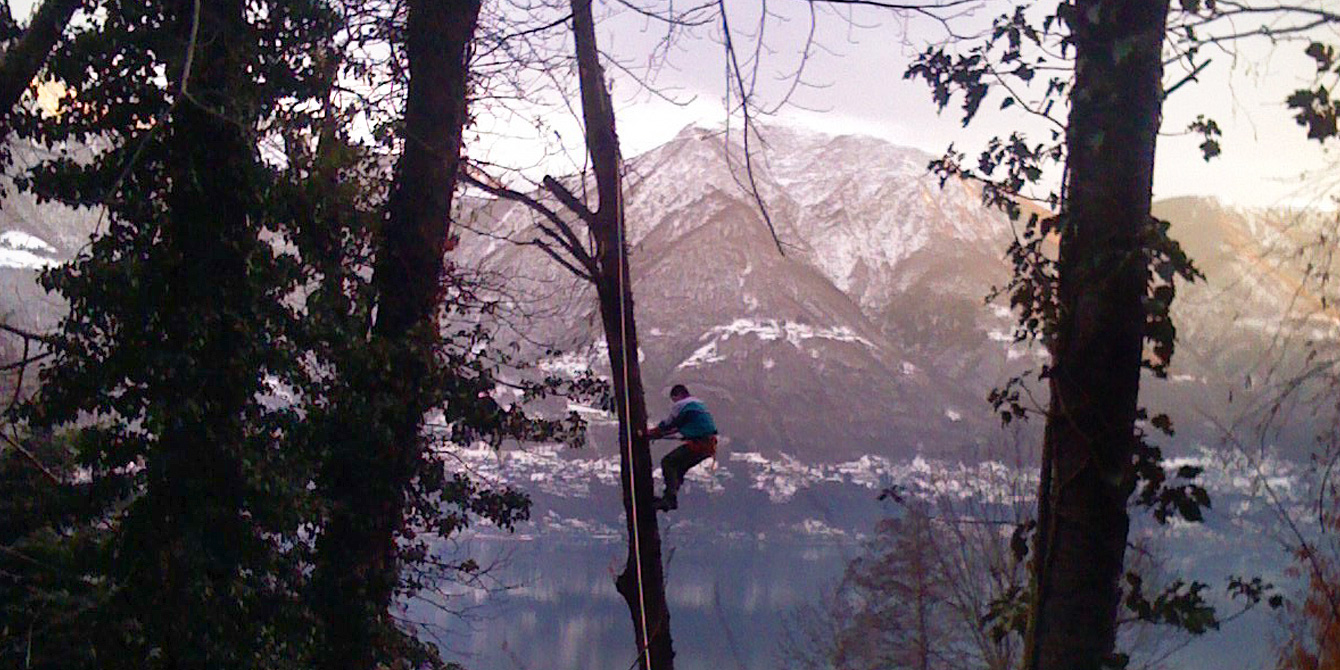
[568,0,675,665]
[461,1,676,664]
[309,1,483,668]
[1023,1,1172,668]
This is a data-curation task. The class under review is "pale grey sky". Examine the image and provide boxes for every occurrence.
[9,0,1335,208]
[584,1,1337,210]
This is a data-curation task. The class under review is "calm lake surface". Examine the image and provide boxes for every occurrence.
[413,534,855,670]
[410,528,1280,670]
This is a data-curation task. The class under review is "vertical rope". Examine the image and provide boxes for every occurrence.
[613,153,653,669]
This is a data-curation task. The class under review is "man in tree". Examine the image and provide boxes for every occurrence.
[648,384,718,511]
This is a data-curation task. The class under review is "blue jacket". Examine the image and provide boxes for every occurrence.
[656,396,718,439]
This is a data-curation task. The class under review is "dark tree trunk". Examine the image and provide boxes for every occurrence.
[1024,1,1171,669]
[311,2,480,669]
[569,0,675,667]
[0,0,81,130]
[137,0,261,663]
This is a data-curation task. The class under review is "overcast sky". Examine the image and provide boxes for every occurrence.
[574,1,1338,210]
[10,0,1335,209]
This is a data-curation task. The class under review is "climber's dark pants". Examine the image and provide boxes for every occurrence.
[660,436,716,500]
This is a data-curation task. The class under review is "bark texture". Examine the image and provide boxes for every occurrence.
[571,0,675,666]
[1024,2,1171,669]
[311,2,480,669]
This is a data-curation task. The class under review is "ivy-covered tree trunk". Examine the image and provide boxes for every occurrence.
[1024,1,1170,669]
[310,1,480,668]
[567,0,675,666]
[123,0,271,664]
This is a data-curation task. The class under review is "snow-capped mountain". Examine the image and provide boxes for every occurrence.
[0,142,102,330]
[461,123,1335,467]
[2,125,1333,520]
[460,124,1042,462]
[2,127,1320,670]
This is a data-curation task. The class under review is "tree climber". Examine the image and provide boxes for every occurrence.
[647,384,718,512]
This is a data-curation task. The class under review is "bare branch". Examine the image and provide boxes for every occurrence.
[532,239,596,282]
[0,431,60,485]
[718,0,787,255]
[461,168,599,274]
[0,351,51,372]
[541,174,596,225]
[0,322,55,345]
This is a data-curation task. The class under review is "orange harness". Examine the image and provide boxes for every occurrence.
[685,435,718,457]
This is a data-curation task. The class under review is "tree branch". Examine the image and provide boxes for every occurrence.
[461,169,599,275]
[541,175,597,226]
[0,322,55,345]
[532,239,595,282]
[0,431,60,485]
[719,0,787,255]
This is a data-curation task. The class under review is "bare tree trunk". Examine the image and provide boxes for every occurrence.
[1023,1,1170,669]
[914,520,931,670]
[0,0,82,129]
[311,2,480,668]
[569,0,675,666]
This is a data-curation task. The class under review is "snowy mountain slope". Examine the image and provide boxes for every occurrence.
[457,125,1038,461]
[1,127,1330,465]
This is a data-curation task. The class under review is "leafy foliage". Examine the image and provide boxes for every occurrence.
[0,0,596,666]
[1287,42,1339,143]
[0,431,115,669]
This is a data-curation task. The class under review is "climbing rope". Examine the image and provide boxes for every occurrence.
[613,151,654,670]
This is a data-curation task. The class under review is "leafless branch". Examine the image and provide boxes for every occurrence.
[541,175,596,225]
[0,431,60,485]
[532,239,596,281]
[718,0,787,255]
[460,168,599,275]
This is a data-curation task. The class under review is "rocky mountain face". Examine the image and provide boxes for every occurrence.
[0,144,101,331]
[460,124,1336,465]
[461,125,1035,463]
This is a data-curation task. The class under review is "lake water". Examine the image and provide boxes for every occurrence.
[409,526,1286,670]
[406,445,1301,670]
[412,534,856,670]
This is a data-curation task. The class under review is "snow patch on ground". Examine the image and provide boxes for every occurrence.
[0,248,58,269]
[0,231,56,253]
[539,351,596,377]
[448,443,621,499]
[791,518,848,538]
[678,340,725,369]
[0,231,61,269]
[710,318,875,348]
[679,319,875,370]
[721,451,1032,504]
[565,403,611,418]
